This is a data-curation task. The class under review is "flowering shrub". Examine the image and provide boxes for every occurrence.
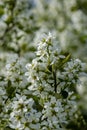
[0,0,87,130]
[0,33,85,130]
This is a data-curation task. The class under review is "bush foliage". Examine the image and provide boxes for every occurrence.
[0,0,87,130]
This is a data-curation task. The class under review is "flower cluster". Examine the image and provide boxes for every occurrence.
[9,94,41,130]
[25,33,84,130]
[0,33,84,129]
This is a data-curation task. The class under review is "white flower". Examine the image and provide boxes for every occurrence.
[6,64,11,70]
[25,63,32,70]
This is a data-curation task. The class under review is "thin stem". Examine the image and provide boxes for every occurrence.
[53,70,57,93]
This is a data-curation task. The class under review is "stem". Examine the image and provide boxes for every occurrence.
[53,70,57,93]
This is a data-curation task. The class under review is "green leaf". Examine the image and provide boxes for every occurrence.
[6,80,15,99]
[0,7,4,16]
[58,53,71,69]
